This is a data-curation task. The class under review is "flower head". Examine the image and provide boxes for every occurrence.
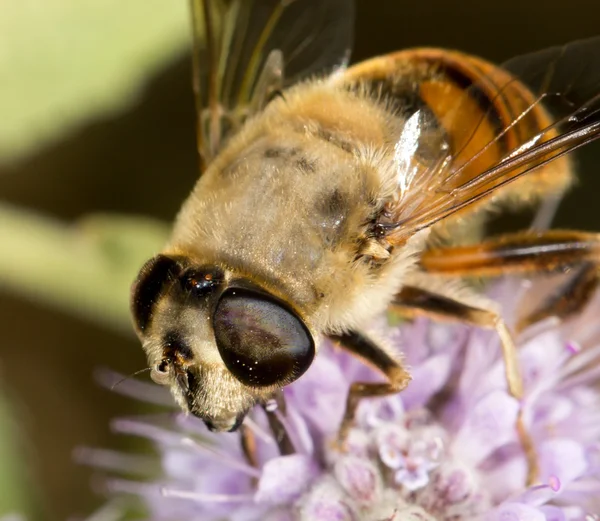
[83,279,600,520]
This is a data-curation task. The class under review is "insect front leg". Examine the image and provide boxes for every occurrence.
[262,391,296,456]
[329,331,412,446]
[240,423,259,469]
[391,284,536,485]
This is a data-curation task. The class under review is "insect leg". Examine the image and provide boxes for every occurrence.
[420,230,600,330]
[392,285,537,485]
[261,391,295,456]
[240,424,259,469]
[394,286,522,396]
[329,331,412,446]
[516,261,598,332]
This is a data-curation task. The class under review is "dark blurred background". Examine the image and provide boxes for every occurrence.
[0,1,598,519]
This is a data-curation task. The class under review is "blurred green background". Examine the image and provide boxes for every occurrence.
[0,1,598,519]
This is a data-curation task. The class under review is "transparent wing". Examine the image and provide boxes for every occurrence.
[382,37,600,243]
[190,0,354,168]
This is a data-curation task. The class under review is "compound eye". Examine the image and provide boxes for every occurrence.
[131,255,182,334]
[213,288,314,387]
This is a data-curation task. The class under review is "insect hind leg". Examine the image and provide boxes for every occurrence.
[516,261,599,332]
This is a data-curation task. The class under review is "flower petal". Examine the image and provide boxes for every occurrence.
[334,456,381,505]
[401,353,453,409]
[285,353,348,435]
[487,502,546,521]
[299,478,355,521]
[256,455,318,506]
[453,391,520,466]
[539,439,587,486]
[538,505,566,521]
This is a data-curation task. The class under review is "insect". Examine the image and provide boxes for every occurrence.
[130,0,600,485]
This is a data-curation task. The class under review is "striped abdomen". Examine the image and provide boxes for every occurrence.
[342,48,573,213]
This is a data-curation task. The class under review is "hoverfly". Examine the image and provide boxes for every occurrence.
[131,0,600,485]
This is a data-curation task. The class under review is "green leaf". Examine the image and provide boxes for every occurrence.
[0,0,190,162]
[0,204,170,333]
[0,389,38,518]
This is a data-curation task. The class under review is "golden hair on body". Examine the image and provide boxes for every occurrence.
[131,0,600,483]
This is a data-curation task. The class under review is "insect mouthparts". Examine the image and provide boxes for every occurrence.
[201,412,246,433]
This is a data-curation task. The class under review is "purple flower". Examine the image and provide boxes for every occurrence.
[82,280,600,520]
